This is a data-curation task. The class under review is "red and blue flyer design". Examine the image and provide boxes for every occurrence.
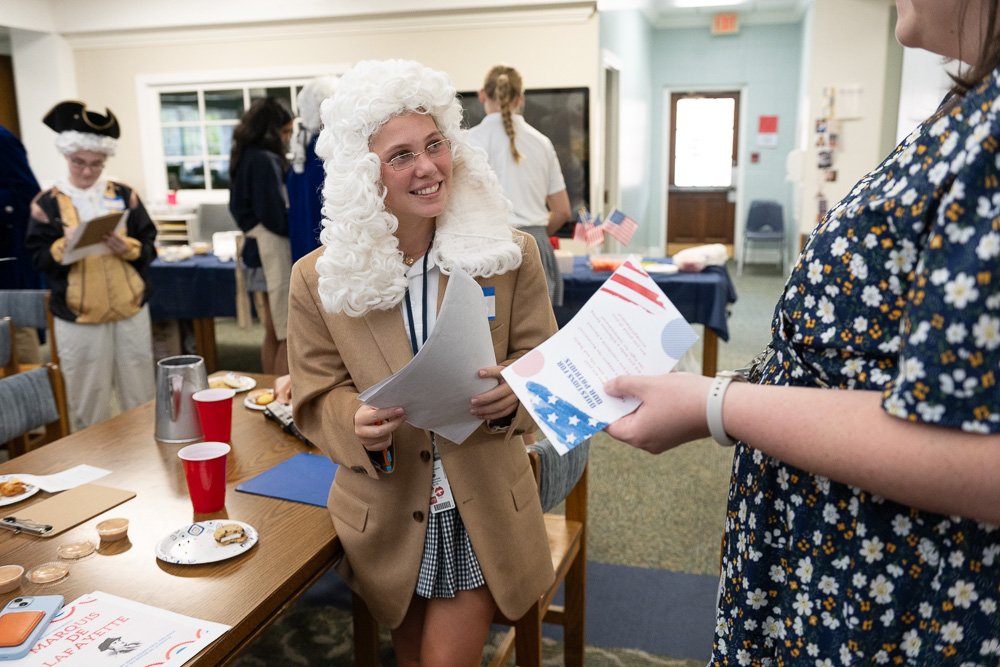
[502,255,698,454]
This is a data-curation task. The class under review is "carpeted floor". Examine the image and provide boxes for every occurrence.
[215,261,788,666]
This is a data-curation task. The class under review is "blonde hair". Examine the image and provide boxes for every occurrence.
[482,64,524,163]
[314,59,522,317]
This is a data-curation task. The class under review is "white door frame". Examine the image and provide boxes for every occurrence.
[659,83,749,256]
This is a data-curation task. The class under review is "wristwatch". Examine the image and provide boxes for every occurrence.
[706,370,748,447]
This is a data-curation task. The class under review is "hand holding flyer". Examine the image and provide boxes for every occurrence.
[501,256,698,454]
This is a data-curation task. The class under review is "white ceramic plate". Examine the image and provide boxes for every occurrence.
[208,372,256,393]
[243,388,274,411]
[0,475,40,507]
[155,520,258,565]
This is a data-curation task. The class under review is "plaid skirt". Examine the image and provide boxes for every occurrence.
[414,507,486,599]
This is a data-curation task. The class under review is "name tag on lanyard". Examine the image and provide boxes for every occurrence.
[482,286,496,321]
[429,445,455,514]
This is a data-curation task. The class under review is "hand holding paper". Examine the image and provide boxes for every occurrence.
[61,209,129,265]
[358,269,497,444]
[501,256,698,454]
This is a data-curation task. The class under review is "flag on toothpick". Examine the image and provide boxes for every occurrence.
[573,208,594,245]
[585,214,605,247]
[604,208,639,246]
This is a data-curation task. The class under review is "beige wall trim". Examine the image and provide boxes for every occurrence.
[65,4,596,50]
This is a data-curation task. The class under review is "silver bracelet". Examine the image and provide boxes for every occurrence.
[706,370,747,447]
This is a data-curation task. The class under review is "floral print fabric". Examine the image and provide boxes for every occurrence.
[712,69,1000,664]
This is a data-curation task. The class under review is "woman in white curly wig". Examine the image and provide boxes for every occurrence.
[287,59,557,666]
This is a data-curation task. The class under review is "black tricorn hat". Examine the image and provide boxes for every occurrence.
[43,100,120,139]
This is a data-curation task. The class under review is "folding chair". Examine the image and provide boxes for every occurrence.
[0,290,58,367]
[738,199,786,275]
[0,317,18,377]
[0,364,70,458]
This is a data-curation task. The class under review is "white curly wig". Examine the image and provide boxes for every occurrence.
[55,130,117,156]
[291,75,338,174]
[314,59,522,317]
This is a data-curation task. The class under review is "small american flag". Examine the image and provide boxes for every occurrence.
[572,208,591,243]
[585,215,605,247]
[604,208,639,246]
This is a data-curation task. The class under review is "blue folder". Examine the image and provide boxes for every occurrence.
[235,452,337,507]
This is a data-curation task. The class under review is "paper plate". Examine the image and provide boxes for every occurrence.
[208,372,256,393]
[155,520,258,565]
[243,388,275,411]
[0,475,40,507]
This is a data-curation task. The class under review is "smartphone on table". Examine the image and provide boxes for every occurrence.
[0,595,64,661]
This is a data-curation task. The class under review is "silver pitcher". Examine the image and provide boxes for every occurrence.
[155,355,208,443]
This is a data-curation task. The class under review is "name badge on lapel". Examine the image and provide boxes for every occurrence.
[482,286,496,321]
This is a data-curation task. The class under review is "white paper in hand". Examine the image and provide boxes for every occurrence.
[358,269,497,444]
[502,256,698,455]
[61,210,129,265]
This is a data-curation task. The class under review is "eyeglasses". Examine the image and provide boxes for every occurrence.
[382,139,452,172]
[68,156,107,171]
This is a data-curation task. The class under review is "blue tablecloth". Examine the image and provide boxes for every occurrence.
[555,257,737,341]
[148,254,737,344]
[147,254,237,320]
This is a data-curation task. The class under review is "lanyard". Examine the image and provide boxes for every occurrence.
[403,250,430,356]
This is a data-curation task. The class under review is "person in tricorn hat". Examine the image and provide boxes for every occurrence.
[25,100,157,431]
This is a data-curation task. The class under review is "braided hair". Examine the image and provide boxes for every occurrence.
[481,64,525,163]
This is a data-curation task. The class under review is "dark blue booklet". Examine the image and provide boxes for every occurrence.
[235,452,337,507]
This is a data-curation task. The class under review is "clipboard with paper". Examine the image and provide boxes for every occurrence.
[61,209,129,265]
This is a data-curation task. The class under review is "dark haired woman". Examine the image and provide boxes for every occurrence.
[228,97,294,374]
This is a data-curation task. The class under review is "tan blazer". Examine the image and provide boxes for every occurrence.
[288,231,558,628]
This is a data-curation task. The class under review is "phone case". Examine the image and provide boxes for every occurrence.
[0,596,64,661]
[0,612,43,647]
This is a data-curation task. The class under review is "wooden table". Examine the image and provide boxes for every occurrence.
[0,373,340,666]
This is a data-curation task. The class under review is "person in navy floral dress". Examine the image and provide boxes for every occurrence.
[605,0,1000,663]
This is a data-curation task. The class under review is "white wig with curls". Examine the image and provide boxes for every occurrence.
[314,59,522,317]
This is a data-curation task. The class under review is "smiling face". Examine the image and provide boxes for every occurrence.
[370,112,452,229]
[66,149,107,189]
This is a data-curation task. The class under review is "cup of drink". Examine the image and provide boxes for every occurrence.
[192,387,236,442]
[177,442,231,513]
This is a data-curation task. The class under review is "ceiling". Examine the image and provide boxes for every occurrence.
[0,0,810,44]
[599,0,809,28]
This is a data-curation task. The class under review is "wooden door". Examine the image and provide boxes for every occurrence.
[0,56,21,136]
[666,91,739,250]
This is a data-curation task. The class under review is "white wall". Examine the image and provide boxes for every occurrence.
[24,7,599,203]
[797,0,897,241]
[10,28,76,182]
[896,47,955,143]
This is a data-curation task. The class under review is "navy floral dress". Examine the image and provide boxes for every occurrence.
[712,69,1000,664]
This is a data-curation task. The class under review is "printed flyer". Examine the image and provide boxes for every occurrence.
[25,591,229,666]
[502,256,698,454]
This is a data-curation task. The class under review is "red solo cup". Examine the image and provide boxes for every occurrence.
[177,442,231,513]
[192,387,236,442]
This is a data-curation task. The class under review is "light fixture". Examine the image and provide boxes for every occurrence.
[672,0,748,8]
